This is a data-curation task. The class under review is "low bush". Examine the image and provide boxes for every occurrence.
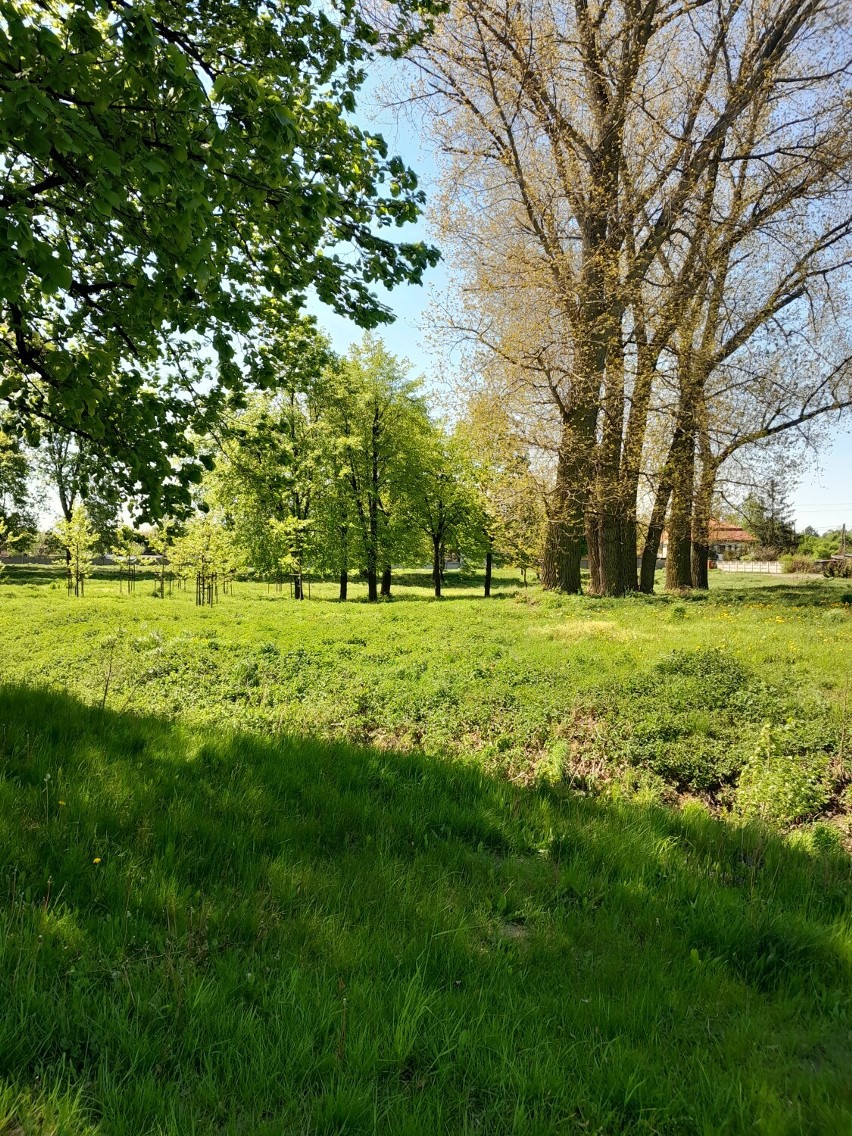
[736,725,833,826]
[783,555,817,574]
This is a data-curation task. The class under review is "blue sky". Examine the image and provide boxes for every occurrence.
[308,81,851,535]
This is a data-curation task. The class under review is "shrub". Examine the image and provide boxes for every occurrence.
[736,726,832,826]
[782,556,816,574]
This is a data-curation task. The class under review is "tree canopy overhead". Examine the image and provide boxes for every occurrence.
[0,0,440,515]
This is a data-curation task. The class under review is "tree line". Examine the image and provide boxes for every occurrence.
[14,334,544,600]
[1,1,850,598]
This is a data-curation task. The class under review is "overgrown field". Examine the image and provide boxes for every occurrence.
[1,568,851,1133]
[1,566,850,835]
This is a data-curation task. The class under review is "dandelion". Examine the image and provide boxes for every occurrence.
[93,857,102,864]
[58,800,66,806]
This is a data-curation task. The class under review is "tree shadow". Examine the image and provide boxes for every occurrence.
[712,578,849,607]
[1,684,850,1133]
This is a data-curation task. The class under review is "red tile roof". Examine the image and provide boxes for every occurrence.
[708,522,756,543]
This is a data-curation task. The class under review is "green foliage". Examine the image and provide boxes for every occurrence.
[737,725,834,826]
[739,480,798,553]
[0,0,439,514]
[53,505,96,595]
[0,684,850,1134]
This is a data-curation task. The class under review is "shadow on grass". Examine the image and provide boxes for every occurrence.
[1,684,850,1134]
[708,578,850,607]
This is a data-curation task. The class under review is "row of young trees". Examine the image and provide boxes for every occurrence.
[400,0,852,595]
[206,335,544,599]
[40,336,546,600]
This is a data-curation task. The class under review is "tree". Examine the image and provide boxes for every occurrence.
[406,0,852,595]
[170,515,239,606]
[0,417,36,544]
[455,392,546,593]
[112,525,145,594]
[0,0,440,515]
[740,480,798,554]
[207,317,333,598]
[413,434,486,597]
[34,427,123,555]
[327,337,431,601]
[55,505,96,596]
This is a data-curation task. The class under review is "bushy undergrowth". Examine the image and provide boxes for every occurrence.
[1,686,851,1135]
[600,648,843,825]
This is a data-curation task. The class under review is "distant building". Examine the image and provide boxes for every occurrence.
[659,521,757,559]
[708,521,758,558]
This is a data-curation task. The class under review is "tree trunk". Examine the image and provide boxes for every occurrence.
[541,517,583,592]
[339,570,348,601]
[665,417,696,591]
[380,565,392,597]
[366,568,378,603]
[690,457,715,590]
[640,481,673,594]
[484,549,492,597]
[432,537,442,597]
[586,508,631,596]
[539,410,594,594]
[293,573,303,600]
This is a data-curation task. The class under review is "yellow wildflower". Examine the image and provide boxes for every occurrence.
[93,857,102,864]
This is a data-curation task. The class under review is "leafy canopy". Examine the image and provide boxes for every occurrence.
[0,0,440,515]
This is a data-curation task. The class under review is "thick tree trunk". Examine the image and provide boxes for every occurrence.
[691,541,710,589]
[690,459,715,590]
[293,573,303,601]
[541,403,599,593]
[621,517,638,592]
[586,508,632,596]
[541,517,582,592]
[339,570,348,601]
[380,565,392,597]
[432,537,442,597]
[484,549,492,597]
[640,478,673,594]
[366,568,378,603]
[665,423,696,591]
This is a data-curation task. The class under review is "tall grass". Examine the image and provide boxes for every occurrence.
[1,685,850,1134]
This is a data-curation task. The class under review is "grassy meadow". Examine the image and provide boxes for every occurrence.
[1,566,850,1133]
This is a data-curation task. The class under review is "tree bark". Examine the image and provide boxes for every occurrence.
[665,408,697,591]
[640,476,673,594]
[432,537,442,597]
[380,565,392,597]
[339,570,348,601]
[691,456,716,590]
[484,548,492,597]
[366,568,378,603]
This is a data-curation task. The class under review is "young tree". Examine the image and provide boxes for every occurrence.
[55,505,96,596]
[0,419,36,546]
[327,337,431,601]
[208,317,333,598]
[413,435,486,598]
[455,393,546,594]
[112,525,145,594]
[34,428,123,556]
[170,516,238,606]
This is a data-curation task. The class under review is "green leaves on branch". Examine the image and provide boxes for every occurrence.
[0,0,440,515]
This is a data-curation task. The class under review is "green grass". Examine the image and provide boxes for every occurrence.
[1,568,851,1133]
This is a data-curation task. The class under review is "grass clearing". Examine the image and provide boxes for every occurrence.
[0,568,850,1132]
